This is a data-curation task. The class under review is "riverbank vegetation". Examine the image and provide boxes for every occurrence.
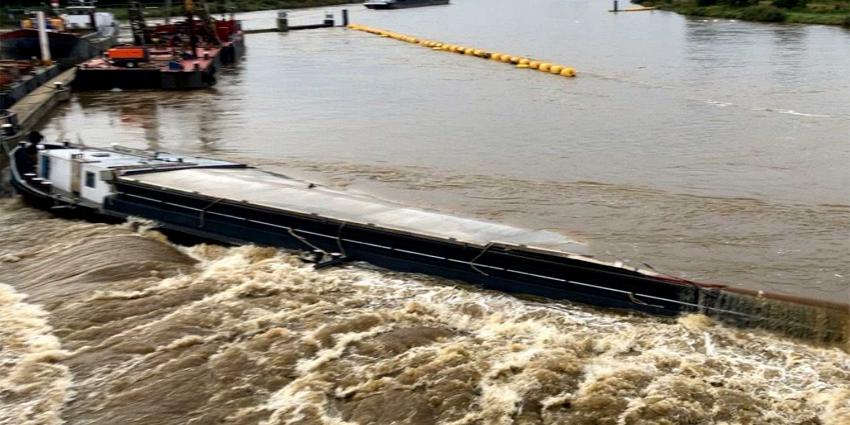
[634,0,850,25]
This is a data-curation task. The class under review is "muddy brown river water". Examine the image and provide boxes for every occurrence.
[1,0,849,423]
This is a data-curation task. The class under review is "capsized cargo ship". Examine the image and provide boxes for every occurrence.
[7,141,849,344]
[365,0,451,9]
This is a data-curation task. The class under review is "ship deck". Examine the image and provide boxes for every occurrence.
[121,167,587,253]
[78,46,222,72]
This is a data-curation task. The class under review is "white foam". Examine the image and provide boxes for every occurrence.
[0,284,72,425]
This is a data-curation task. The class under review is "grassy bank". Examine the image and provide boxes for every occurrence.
[634,0,850,26]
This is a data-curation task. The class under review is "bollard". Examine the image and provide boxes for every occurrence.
[279,12,290,31]
[341,9,349,27]
[324,12,335,27]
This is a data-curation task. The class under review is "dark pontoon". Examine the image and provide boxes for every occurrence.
[365,0,450,10]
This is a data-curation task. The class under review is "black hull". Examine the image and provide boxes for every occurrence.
[104,177,707,318]
[74,68,218,90]
[365,0,450,9]
[0,29,80,59]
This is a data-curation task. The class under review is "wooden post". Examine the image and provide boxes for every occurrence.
[277,11,289,32]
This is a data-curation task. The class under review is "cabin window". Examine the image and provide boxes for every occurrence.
[41,157,51,179]
[85,171,96,189]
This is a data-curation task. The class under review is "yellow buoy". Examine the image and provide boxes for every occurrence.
[561,67,577,77]
[347,25,576,80]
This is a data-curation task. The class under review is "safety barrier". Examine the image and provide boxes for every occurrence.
[347,24,577,78]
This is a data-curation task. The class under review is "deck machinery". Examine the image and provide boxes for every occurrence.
[74,0,244,90]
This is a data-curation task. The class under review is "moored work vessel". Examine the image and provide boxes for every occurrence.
[74,1,244,90]
[7,141,849,344]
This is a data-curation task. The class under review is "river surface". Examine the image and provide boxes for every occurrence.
[2,0,850,423]
[39,0,850,300]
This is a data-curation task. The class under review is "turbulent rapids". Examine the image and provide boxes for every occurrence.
[1,198,849,425]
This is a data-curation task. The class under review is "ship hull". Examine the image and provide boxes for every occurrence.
[0,29,81,60]
[365,0,450,9]
[0,29,116,67]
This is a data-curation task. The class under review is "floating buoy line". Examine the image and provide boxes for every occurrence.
[347,24,577,78]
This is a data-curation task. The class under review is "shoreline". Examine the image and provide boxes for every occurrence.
[633,1,850,26]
